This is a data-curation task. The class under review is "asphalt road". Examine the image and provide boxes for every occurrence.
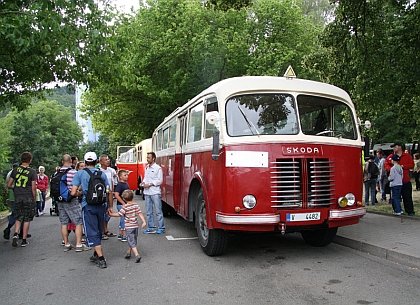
[1,195,419,305]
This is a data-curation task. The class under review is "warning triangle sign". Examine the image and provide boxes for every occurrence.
[284,66,296,78]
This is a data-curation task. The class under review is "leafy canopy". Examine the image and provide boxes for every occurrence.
[0,0,116,111]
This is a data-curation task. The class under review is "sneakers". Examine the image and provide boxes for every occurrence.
[63,244,73,252]
[408,213,415,216]
[117,234,122,240]
[75,244,91,252]
[3,227,10,240]
[90,255,98,263]
[393,212,402,215]
[157,229,165,234]
[135,255,141,263]
[97,259,107,269]
[143,229,156,234]
[12,235,18,247]
[124,252,131,259]
[21,240,29,247]
[121,236,127,242]
[61,240,65,246]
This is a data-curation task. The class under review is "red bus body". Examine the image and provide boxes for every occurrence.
[116,139,151,193]
[152,76,366,256]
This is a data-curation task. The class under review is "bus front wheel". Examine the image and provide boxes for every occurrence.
[300,227,337,247]
[195,190,228,256]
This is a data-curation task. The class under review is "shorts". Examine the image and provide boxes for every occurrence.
[14,197,36,222]
[57,198,83,226]
[126,227,138,249]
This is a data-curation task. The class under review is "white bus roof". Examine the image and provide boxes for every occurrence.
[162,76,352,124]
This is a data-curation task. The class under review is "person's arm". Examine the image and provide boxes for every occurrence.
[7,177,14,189]
[107,211,119,217]
[138,211,147,228]
[114,192,125,205]
[31,180,37,202]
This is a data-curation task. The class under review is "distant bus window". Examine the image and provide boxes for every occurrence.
[169,119,176,148]
[188,102,203,143]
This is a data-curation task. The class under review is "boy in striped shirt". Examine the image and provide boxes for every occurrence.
[108,190,146,263]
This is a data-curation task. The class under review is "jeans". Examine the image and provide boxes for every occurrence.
[8,201,15,227]
[40,191,46,212]
[391,185,403,213]
[145,194,165,230]
[117,205,125,230]
[364,179,376,205]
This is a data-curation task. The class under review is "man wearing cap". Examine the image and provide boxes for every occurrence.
[384,142,415,216]
[71,152,113,268]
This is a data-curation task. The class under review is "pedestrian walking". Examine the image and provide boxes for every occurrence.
[7,152,37,247]
[108,190,146,263]
[71,152,112,268]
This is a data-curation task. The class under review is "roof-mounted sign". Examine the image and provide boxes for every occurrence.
[284,65,296,78]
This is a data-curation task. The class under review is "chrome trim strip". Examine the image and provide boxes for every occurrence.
[329,207,366,219]
[216,213,280,224]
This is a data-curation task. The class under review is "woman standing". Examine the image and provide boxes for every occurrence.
[37,166,49,215]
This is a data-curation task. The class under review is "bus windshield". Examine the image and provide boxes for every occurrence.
[225,93,356,139]
[226,94,298,136]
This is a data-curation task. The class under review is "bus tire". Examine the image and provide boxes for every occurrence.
[300,227,337,247]
[195,189,228,256]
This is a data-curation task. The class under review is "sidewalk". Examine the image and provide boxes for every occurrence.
[1,209,419,267]
[334,212,420,268]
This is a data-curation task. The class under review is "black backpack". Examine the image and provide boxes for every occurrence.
[50,168,73,202]
[84,168,107,205]
[368,162,379,179]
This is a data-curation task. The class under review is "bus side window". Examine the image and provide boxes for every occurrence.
[188,102,203,143]
[157,129,163,151]
[205,99,219,139]
[168,119,176,148]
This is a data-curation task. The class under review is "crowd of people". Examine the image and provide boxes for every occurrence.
[3,150,164,269]
[363,142,418,216]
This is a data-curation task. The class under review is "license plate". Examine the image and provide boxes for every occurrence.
[286,212,321,222]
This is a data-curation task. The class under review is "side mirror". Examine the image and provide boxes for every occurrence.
[212,132,220,161]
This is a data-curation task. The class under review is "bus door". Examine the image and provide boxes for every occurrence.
[116,146,138,191]
[177,112,189,218]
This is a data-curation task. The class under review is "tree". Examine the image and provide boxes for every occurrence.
[305,0,420,145]
[82,0,319,139]
[0,0,116,111]
[4,100,83,175]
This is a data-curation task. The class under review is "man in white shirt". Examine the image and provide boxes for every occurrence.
[141,152,165,234]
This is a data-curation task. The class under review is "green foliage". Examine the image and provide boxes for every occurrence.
[206,0,252,11]
[5,100,83,175]
[82,0,319,140]
[0,177,8,212]
[0,0,116,111]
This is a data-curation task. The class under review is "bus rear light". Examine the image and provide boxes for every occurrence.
[243,195,257,209]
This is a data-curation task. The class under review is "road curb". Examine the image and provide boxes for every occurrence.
[333,235,420,268]
[0,213,11,228]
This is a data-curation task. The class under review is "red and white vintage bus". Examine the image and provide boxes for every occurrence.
[116,138,152,194]
[152,71,366,256]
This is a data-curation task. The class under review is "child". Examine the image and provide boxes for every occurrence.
[35,188,42,217]
[108,190,146,263]
[114,170,130,241]
[388,154,403,215]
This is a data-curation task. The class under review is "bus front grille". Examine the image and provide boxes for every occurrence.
[270,158,335,209]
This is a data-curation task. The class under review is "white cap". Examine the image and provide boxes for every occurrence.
[84,152,97,162]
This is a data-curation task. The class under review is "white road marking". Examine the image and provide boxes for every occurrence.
[166,235,198,241]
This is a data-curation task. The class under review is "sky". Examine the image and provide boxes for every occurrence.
[113,0,140,13]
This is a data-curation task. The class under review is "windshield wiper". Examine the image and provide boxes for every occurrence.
[238,106,260,135]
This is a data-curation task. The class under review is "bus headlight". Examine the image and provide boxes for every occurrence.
[345,193,356,206]
[243,195,257,209]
